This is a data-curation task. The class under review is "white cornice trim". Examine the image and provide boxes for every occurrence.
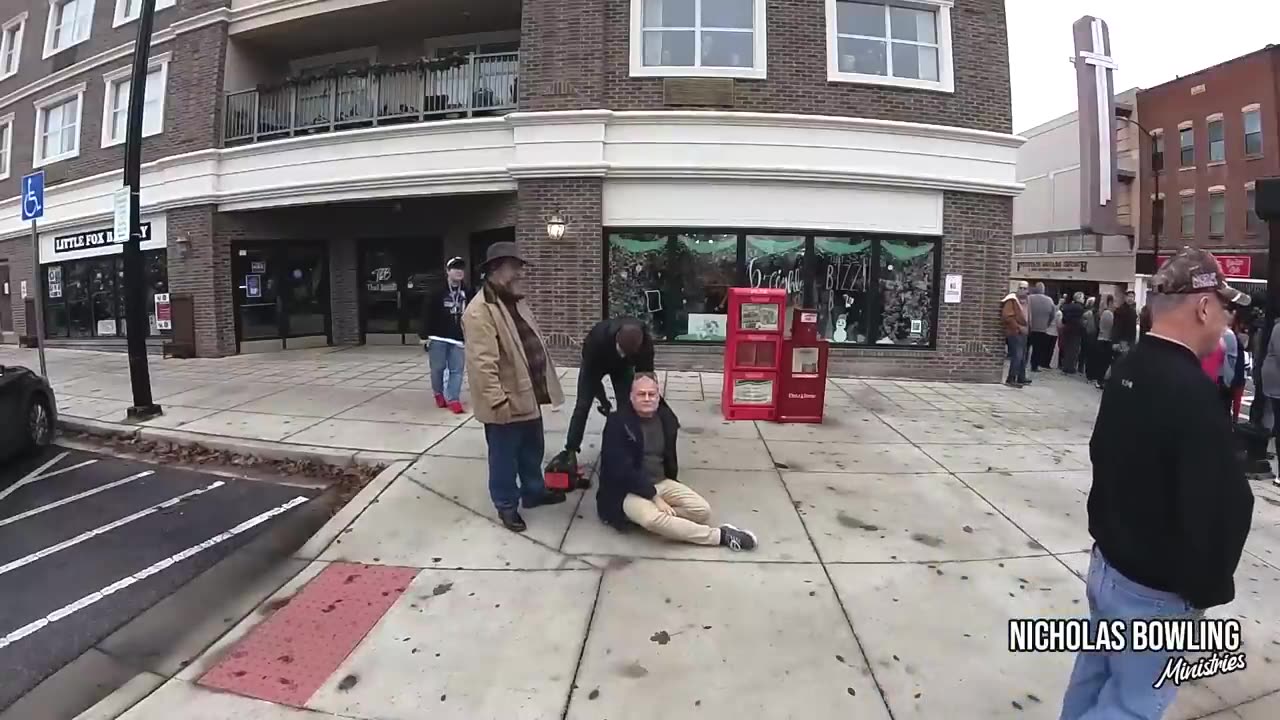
[0,109,1024,239]
[0,7,228,113]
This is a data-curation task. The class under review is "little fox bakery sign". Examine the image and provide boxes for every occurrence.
[53,222,151,254]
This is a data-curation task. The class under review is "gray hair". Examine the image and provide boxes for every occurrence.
[1074,291,1085,302]
[1147,293,1192,319]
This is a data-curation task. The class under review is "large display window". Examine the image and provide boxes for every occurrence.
[42,250,169,339]
[605,229,940,348]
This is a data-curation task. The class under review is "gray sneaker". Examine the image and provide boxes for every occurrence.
[719,524,758,552]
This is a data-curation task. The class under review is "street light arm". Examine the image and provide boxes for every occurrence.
[1115,115,1161,261]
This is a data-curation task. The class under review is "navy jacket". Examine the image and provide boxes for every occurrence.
[597,403,680,529]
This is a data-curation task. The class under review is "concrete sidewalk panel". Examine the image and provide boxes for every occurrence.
[786,472,1035,562]
[177,411,326,443]
[283,419,454,454]
[425,427,604,470]
[663,401,763,440]
[827,557,1082,719]
[319,477,582,570]
[233,387,390,419]
[562,470,816,562]
[406,456,580,551]
[957,472,1093,556]
[917,444,1090,474]
[874,411,1040,445]
[132,405,220,429]
[58,395,136,420]
[307,568,599,719]
[336,389,473,427]
[294,460,411,560]
[568,560,890,720]
[765,441,944,474]
[119,679,333,719]
[755,414,907,444]
[677,437,775,471]
[158,382,292,411]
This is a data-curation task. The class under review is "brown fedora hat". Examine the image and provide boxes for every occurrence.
[483,241,529,269]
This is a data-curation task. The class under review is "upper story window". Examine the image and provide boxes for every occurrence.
[1243,106,1263,157]
[44,0,94,58]
[1180,195,1195,236]
[630,0,768,79]
[33,83,85,166]
[826,0,954,93]
[1207,116,1225,163]
[1246,187,1260,234]
[1179,126,1194,168]
[1150,131,1164,172]
[1,13,26,81]
[0,113,13,180]
[1208,191,1225,236]
[101,54,168,147]
[113,0,174,27]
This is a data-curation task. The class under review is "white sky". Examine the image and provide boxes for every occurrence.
[1009,1,1280,133]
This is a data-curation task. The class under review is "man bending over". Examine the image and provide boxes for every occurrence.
[596,373,758,551]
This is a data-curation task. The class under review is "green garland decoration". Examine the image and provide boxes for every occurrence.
[255,54,470,94]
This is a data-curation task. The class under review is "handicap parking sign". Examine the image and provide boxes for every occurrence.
[21,171,44,221]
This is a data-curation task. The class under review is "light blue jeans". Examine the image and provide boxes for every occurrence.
[428,341,465,402]
[1059,546,1199,720]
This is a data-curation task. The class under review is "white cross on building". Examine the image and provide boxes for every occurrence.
[1078,17,1117,207]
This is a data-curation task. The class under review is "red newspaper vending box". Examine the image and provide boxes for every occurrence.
[722,288,786,421]
[778,308,829,423]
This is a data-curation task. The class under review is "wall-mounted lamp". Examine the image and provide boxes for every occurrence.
[546,210,568,241]
[174,233,190,260]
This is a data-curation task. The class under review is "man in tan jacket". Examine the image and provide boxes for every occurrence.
[1001,281,1031,388]
[463,241,567,532]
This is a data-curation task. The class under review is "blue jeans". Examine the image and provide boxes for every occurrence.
[1059,547,1199,720]
[428,341,465,402]
[483,418,546,511]
[1006,334,1029,383]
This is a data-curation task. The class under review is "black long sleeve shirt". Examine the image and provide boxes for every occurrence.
[1088,335,1254,610]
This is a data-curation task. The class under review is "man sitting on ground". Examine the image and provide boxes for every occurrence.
[596,373,758,551]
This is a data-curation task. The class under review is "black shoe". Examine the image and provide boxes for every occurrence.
[1005,380,1023,389]
[523,491,567,508]
[498,508,526,532]
[1020,379,1031,386]
[719,524,758,551]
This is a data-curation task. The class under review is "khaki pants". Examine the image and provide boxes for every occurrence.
[622,479,721,546]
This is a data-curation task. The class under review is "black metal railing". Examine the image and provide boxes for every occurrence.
[223,51,519,144]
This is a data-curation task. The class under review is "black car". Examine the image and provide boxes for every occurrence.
[0,365,57,462]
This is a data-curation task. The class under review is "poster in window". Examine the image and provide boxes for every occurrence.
[246,274,262,298]
[154,293,172,331]
[250,261,267,274]
[792,347,819,376]
[645,289,663,313]
[686,313,727,341]
[739,302,779,332]
[732,378,774,405]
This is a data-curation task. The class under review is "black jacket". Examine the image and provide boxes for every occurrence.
[580,318,656,402]
[1088,335,1254,609]
[1061,301,1085,329]
[419,283,472,342]
[597,403,680,529]
[1112,304,1138,344]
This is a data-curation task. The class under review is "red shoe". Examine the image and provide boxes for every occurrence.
[449,401,465,414]
[434,393,447,408]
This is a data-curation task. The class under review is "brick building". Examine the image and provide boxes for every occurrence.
[1136,46,1275,279]
[0,0,1021,382]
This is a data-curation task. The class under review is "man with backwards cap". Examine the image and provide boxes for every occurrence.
[1059,247,1255,720]
[420,256,473,414]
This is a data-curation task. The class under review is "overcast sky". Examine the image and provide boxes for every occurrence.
[1008,1,1280,133]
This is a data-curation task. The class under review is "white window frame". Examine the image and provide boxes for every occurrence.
[0,112,14,180]
[1206,114,1225,164]
[1208,190,1226,236]
[100,52,169,148]
[112,0,174,28]
[1242,105,1263,158]
[32,81,86,167]
[43,0,95,59]
[826,0,954,93]
[629,0,768,80]
[1,13,26,81]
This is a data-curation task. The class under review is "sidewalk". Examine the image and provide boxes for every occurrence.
[4,345,1280,719]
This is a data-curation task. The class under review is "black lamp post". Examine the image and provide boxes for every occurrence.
[122,0,161,419]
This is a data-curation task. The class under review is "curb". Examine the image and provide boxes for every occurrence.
[293,460,411,560]
[57,416,362,468]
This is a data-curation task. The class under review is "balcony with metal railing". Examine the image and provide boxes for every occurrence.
[223,51,519,146]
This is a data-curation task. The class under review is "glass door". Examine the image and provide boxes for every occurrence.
[400,241,440,342]
[282,243,329,338]
[88,258,120,337]
[362,244,400,336]
[234,246,281,343]
[360,240,441,343]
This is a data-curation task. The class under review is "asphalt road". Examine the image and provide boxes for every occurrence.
[0,446,319,713]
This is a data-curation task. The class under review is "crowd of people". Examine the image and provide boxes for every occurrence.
[1002,282,1142,389]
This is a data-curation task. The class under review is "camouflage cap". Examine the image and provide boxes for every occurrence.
[1150,246,1250,306]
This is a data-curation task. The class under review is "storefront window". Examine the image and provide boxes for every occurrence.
[605,230,939,348]
[875,238,936,346]
[746,235,805,334]
[814,237,871,344]
[42,250,170,339]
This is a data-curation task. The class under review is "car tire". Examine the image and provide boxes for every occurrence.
[26,394,54,450]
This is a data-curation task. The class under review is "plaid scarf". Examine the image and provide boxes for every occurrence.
[491,283,550,405]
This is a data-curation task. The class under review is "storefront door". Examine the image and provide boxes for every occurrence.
[0,264,11,333]
[359,240,440,344]
[233,242,331,351]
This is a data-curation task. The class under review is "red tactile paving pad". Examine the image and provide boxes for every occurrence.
[199,562,420,707]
